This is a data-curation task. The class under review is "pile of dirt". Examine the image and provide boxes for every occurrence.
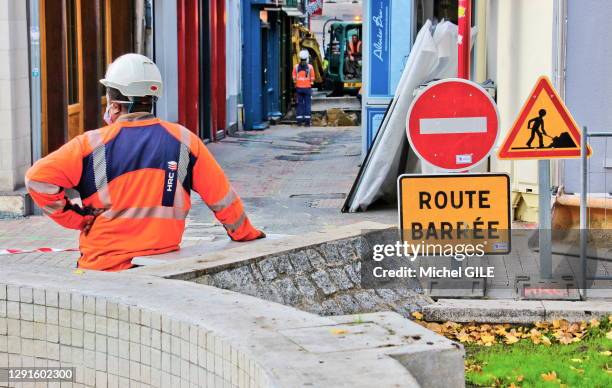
[326,108,359,126]
[283,108,360,127]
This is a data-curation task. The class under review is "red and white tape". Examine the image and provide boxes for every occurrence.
[0,248,78,256]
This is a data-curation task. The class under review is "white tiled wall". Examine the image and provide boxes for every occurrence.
[0,283,270,388]
[0,0,31,191]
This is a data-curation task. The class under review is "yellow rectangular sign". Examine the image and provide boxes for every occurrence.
[398,174,511,254]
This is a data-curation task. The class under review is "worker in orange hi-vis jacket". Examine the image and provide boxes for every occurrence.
[25,53,265,271]
[292,50,315,126]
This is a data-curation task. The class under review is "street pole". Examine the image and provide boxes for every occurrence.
[580,126,588,298]
[538,160,552,279]
[452,0,471,273]
[540,0,567,280]
[458,0,471,79]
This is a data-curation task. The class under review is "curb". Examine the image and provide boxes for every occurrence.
[423,298,612,323]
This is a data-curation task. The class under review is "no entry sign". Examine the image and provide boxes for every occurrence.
[407,78,499,171]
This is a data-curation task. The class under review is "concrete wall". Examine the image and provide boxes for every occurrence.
[0,0,31,192]
[0,268,439,387]
[487,0,554,196]
[0,282,271,387]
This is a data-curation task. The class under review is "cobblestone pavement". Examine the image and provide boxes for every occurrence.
[0,125,395,270]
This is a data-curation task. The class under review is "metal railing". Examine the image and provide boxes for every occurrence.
[580,127,612,299]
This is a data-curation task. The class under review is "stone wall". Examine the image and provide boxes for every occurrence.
[187,232,431,317]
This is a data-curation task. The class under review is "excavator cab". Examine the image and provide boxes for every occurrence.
[324,21,362,94]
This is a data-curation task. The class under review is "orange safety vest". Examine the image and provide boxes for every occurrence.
[292,64,315,88]
[26,116,261,271]
[348,41,362,55]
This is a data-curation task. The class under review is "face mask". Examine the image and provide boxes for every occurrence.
[103,104,113,125]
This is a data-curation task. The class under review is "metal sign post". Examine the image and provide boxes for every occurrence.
[580,126,588,298]
[538,160,552,279]
[498,76,591,283]
[457,0,471,79]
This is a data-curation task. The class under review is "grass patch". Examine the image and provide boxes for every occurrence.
[465,319,612,387]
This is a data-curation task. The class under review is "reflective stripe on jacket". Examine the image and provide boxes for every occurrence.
[26,117,260,271]
[292,64,315,88]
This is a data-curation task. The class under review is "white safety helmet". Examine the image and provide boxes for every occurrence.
[299,50,309,61]
[100,53,163,98]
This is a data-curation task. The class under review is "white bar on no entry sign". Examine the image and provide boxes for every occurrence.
[419,117,487,134]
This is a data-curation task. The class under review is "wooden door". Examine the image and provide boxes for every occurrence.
[40,0,129,155]
[65,0,83,140]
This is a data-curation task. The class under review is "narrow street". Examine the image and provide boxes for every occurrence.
[0,124,395,272]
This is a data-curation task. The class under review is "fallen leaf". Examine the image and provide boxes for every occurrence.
[569,365,585,374]
[570,358,583,363]
[505,334,520,345]
[600,351,611,356]
[606,330,612,340]
[589,318,600,328]
[457,332,472,343]
[411,311,423,320]
[330,329,348,335]
[541,371,557,382]
[465,362,482,373]
[426,322,443,334]
[568,323,581,333]
[541,336,552,346]
[72,269,85,275]
[559,333,574,345]
[481,334,496,345]
[516,375,524,382]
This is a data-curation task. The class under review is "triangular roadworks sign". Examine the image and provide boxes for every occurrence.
[498,76,591,159]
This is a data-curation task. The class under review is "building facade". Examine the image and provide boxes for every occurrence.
[241,0,308,130]
[0,0,242,216]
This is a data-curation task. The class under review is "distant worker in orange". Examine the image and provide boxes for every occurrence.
[292,50,315,126]
[348,34,362,61]
[26,54,265,271]
[345,34,362,79]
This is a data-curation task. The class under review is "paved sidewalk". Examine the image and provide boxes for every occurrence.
[2,124,610,301]
[0,125,395,270]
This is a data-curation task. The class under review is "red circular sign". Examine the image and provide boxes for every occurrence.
[406,78,499,171]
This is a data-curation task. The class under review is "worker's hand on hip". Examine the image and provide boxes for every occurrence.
[80,208,105,236]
